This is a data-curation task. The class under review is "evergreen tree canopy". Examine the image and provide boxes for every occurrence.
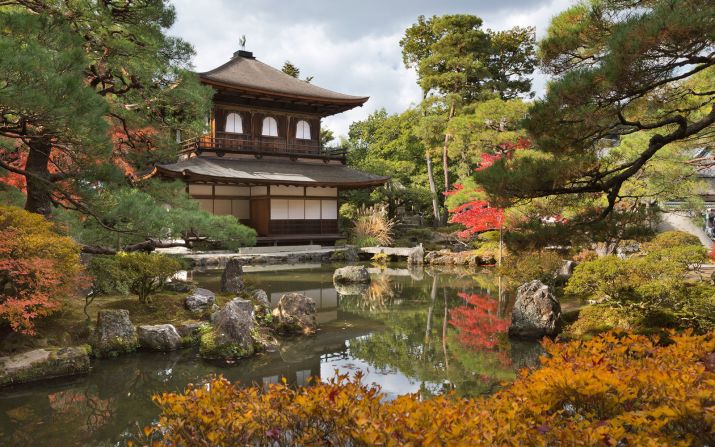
[0,0,255,252]
[477,0,715,220]
[400,15,535,101]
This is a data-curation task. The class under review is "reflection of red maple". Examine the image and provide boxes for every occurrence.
[449,293,509,350]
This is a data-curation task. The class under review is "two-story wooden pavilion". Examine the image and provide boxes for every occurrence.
[155,49,388,245]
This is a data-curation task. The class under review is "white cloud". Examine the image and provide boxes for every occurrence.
[170,0,575,138]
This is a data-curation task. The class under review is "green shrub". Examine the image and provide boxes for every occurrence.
[643,230,702,251]
[89,252,182,304]
[499,250,563,287]
[565,305,637,339]
[88,255,132,295]
[565,239,712,332]
[371,252,389,265]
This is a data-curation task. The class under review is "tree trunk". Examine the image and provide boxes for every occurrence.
[426,153,441,226]
[24,138,54,216]
[441,103,456,225]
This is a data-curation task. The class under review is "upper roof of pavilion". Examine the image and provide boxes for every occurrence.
[198,50,369,115]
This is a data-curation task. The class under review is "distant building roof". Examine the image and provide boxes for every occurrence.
[156,156,389,188]
[199,50,369,107]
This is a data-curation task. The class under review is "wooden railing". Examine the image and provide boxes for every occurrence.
[180,134,347,162]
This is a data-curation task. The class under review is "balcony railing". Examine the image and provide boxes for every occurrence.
[180,134,347,162]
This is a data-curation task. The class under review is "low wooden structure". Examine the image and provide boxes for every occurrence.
[154,49,388,244]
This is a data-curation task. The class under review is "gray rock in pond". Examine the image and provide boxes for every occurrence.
[220,258,244,293]
[408,244,425,265]
[185,288,216,314]
[200,298,255,360]
[333,265,370,284]
[0,346,91,387]
[250,289,270,308]
[137,324,182,351]
[272,293,317,335]
[91,309,138,357]
[508,280,562,339]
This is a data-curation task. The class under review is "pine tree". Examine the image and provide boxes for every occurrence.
[0,1,255,252]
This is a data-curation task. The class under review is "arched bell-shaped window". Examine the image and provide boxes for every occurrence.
[262,117,278,137]
[296,120,311,140]
[225,112,243,133]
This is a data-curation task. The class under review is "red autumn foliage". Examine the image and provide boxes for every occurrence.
[446,152,508,238]
[0,206,82,334]
[449,292,510,350]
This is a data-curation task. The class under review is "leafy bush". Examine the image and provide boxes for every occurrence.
[0,206,82,334]
[499,250,563,287]
[89,252,182,304]
[564,305,637,339]
[144,330,715,446]
[565,239,712,332]
[371,252,389,265]
[351,206,395,247]
[88,255,132,296]
[643,230,702,251]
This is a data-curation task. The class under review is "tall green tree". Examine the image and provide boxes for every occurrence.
[400,15,535,224]
[477,0,715,221]
[0,1,255,252]
[346,108,433,217]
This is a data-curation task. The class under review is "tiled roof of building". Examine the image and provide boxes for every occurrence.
[156,156,389,188]
[199,51,369,105]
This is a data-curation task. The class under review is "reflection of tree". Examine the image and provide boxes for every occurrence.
[345,276,521,397]
[448,292,510,350]
[362,274,396,312]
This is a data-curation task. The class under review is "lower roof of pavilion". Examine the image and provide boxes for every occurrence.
[154,156,389,188]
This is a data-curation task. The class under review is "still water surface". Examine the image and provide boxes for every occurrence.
[0,264,542,446]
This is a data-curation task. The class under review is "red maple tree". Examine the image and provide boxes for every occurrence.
[445,140,530,238]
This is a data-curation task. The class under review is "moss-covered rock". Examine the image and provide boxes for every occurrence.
[199,298,256,361]
[91,309,139,358]
[199,326,255,360]
[0,345,91,386]
[272,293,317,335]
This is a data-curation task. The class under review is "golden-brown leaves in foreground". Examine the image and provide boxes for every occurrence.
[146,330,715,446]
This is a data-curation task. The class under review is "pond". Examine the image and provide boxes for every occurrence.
[0,263,543,446]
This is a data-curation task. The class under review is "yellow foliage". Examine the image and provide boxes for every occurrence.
[146,330,715,446]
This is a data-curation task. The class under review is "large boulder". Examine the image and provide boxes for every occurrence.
[220,258,244,293]
[200,298,255,360]
[185,288,216,314]
[333,266,370,285]
[137,324,182,351]
[272,293,317,335]
[0,346,91,387]
[508,280,562,339]
[91,309,139,357]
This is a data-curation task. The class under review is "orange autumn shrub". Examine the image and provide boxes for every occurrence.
[145,330,715,446]
[0,205,82,334]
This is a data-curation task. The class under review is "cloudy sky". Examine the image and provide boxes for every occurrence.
[170,0,575,138]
